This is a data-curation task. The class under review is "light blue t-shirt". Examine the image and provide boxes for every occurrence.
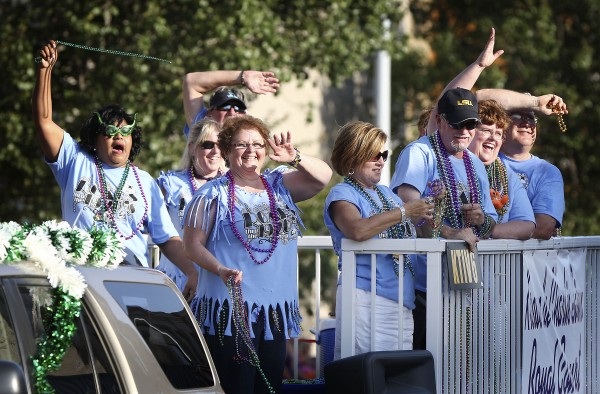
[499,153,564,227]
[390,135,498,292]
[183,107,208,139]
[184,166,303,340]
[493,157,535,225]
[46,132,178,266]
[156,169,197,290]
[324,182,416,309]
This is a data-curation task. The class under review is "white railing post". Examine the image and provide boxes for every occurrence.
[340,247,357,358]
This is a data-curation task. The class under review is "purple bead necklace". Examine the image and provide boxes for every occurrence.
[226,171,280,264]
[95,155,148,240]
[429,131,481,229]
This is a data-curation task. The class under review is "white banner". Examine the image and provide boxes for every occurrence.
[522,249,586,394]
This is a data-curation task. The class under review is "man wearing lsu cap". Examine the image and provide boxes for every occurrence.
[390,87,499,348]
[392,87,498,250]
[182,69,280,138]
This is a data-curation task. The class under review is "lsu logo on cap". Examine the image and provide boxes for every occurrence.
[457,99,473,106]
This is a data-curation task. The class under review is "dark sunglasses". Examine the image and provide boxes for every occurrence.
[200,141,217,150]
[444,116,481,131]
[370,150,389,162]
[95,112,137,137]
[510,113,538,125]
[217,104,246,114]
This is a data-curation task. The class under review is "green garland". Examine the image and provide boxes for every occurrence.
[31,289,81,393]
[0,220,125,393]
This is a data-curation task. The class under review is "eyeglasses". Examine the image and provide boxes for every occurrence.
[200,141,217,150]
[478,127,504,140]
[441,114,480,130]
[217,104,246,114]
[510,113,538,126]
[232,142,266,150]
[95,112,137,137]
[369,150,389,162]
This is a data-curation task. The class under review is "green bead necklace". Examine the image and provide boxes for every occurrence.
[344,176,415,278]
[35,40,171,64]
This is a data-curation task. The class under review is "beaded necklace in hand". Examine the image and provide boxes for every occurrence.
[546,102,567,132]
[486,158,510,222]
[226,172,280,265]
[343,176,414,277]
[35,40,171,64]
[94,155,148,240]
[226,276,275,393]
[429,131,482,231]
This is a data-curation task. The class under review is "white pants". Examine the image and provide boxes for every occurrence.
[334,286,414,360]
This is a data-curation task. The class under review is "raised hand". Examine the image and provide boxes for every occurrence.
[268,131,296,163]
[242,71,280,94]
[476,27,504,68]
[537,94,568,115]
[37,40,58,69]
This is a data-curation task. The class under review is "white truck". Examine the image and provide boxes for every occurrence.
[0,263,224,393]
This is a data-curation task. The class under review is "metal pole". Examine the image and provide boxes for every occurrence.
[374,20,391,186]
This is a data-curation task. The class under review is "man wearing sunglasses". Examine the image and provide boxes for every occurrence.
[472,89,567,240]
[182,69,280,139]
[475,92,567,240]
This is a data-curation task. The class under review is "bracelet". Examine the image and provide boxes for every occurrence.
[399,206,408,224]
[288,148,301,168]
[475,214,493,238]
[240,70,246,86]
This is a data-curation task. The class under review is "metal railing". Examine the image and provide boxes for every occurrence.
[332,236,600,393]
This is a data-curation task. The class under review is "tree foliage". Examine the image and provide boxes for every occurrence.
[393,0,600,235]
[0,0,404,222]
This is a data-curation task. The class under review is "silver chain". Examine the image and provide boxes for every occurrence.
[35,40,171,64]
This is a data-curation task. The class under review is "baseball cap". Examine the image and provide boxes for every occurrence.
[437,88,479,124]
[209,87,247,110]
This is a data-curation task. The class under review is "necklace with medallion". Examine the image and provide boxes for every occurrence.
[344,176,414,277]
[429,131,482,232]
[486,158,510,222]
[94,155,148,240]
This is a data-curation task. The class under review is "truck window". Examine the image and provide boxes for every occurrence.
[0,287,19,363]
[18,285,121,394]
[104,281,215,389]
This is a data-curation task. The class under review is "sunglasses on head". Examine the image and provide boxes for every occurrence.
[442,115,481,131]
[95,112,137,137]
[369,150,389,162]
[199,141,217,150]
[217,104,246,114]
[510,113,538,125]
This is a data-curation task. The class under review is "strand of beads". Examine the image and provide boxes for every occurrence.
[226,276,275,394]
[227,172,280,265]
[466,305,471,393]
[95,156,148,240]
[430,131,486,236]
[344,176,415,277]
[35,40,172,64]
[486,159,509,222]
[546,102,567,132]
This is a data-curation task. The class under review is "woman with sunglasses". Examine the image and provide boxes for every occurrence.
[324,121,432,358]
[156,118,225,291]
[32,40,198,299]
[182,115,331,394]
